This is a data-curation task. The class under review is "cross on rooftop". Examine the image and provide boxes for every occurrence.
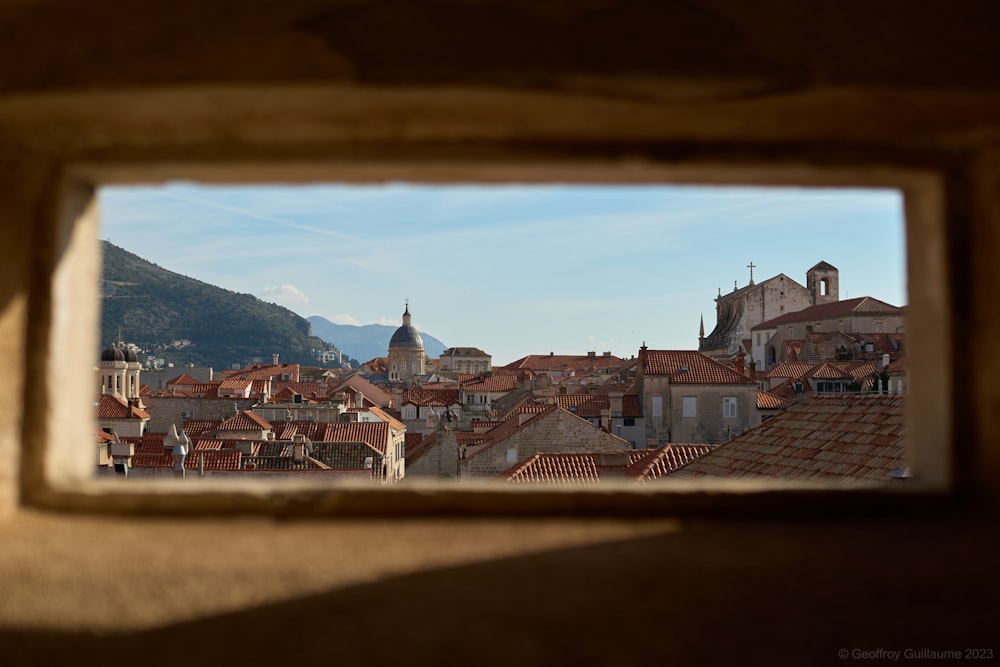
[747,261,756,284]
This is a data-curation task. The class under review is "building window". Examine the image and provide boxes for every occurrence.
[651,395,662,418]
[682,396,697,418]
[506,448,517,464]
[623,417,635,427]
[723,397,737,418]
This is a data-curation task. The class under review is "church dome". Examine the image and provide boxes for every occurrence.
[389,303,424,350]
[124,347,140,363]
[100,345,125,362]
[389,324,424,349]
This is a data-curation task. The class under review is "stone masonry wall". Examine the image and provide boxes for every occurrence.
[462,410,629,478]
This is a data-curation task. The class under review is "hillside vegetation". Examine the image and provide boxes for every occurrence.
[100,241,331,369]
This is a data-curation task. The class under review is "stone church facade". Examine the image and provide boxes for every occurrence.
[699,262,839,370]
[387,302,426,382]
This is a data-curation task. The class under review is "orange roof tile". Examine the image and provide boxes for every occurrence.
[753,296,903,330]
[460,374,519,392]
[130,452,172,468]
[757,390,790,410]
[164,373,201,386]
[367,406,406,431]
[500,353,625,373]
[327,422,392,454]
[96,394,150,420]
[185,449,242,471]
[501,445,715,485]
[641,350,755,384]
[181,419,221,438]
[669,395,906,481]
[555,393,643,419]
[402,387,460,406]
[628,445,717,481]
[218,411,272,432]
[503,453,601,485]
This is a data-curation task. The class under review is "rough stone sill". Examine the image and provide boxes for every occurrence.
[25,476,940,518]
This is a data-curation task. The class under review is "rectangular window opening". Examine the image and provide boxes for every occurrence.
[28,168,952,517]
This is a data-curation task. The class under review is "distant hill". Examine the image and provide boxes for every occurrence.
[100,241,332,369]
[308,315,447,364]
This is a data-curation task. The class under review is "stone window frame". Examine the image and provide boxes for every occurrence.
[19,163,949,517]
[723,397,737,419]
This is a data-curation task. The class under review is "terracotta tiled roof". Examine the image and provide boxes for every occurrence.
[501,445,714,485]
[180,419,221,438]
[441,347,489,357]
[96,430,115,444]
[628,445,717,481]
[503,453,601,485]
[189,382,221,398]
[193,438,222,450]
[164,373,200,386]
[309,441,382,469]
[256,441,288,457]
[764,362,817,380]
[757,390,789,410]
[218,411,272,432]
[96,394,150,420]
[641,350,755,384]
[555,394,643,419]
[327,422,392,454]
[120,435,167,455]
[403,387,460,407]
[218,377,252,390]
[185,449,242,471]
[130,452,173,468]
[669,395,907,482]
[783,340,803,362]
[753,296,902,330]
[332,375,394,407]
[478,405,558,444]
[367,406,406,431]
[223,362,300,381]
[500,353,625,373]
[764,360,877,383]
[242,456,297,471]
[460,374,519,393]
[272,381,327,397]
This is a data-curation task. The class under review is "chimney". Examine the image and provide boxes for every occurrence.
[588,351,596,358]
[609,391,624,417]
[882,353,891,369]
[272,353,279,365]
[434,409,460,478]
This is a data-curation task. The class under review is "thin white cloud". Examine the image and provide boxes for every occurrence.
[259,284,310,308]
[331,314,362,325]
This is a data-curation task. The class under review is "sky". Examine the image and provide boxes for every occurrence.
[99,183,906,366]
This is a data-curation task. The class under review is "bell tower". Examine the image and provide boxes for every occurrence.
[806,261,839,305]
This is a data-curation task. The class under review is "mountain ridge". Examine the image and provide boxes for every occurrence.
[100,241,447,369]
[102,241,333,369]
[307,315,447,364]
